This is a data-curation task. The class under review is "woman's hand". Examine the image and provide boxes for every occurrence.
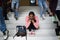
[32,20,35,23]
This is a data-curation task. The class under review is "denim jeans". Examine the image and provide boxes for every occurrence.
[38,0,48,17]
[0,7,6,32]
[11,1,19,17]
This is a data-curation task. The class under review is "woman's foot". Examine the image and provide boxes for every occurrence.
[3,30,9,40]
[49,12,53,16]
[40,16,45,20]
[14,16,18,20]
[29,30,35,35]
[41,17,45,20]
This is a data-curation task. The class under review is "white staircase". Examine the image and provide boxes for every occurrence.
[0,6,59,40]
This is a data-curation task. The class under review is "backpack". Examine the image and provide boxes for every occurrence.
[13,26,27,40]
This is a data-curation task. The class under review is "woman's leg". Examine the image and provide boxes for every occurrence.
[14,2,19,20]
[11,1,15,11]
[11,1,18,20]
[38,0,44,19]
[28,26,32,31]
[3,1,9,20]
[42,1,48,15]
[49,0,58,22]
[49,0,58,16]
[0,7,6,34]
[28,23,36,31]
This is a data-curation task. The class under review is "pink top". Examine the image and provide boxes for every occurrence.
[25,16,39,29]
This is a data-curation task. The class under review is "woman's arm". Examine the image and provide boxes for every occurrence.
[33,16,39,29]
[25,16,31,29]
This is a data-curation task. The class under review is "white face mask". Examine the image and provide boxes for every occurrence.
[30,0,35,3]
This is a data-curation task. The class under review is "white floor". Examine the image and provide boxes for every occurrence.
[0,6,59,40]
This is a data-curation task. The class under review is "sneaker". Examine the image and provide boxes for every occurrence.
[47,8,53,16]
[15,17,18,20]
[31,31,35,35]
[49,13,53,17]
[4,34,7,40]
[3,32,6,36]
[3,30,9,40]
[41,17,45,20]
[44,13,47,17]
[29,30,35,35]
[14,16,18,20]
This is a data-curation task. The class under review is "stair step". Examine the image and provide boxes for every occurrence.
[27,36,58,40]
[0,29,55,37]
[27,29,56,37]
[0,31,3,37]
[7,36,58,40]
[5,17,57,29]
[6,23,56,29]
[0,37,4,40]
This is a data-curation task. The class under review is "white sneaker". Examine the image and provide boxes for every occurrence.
[3,35,7,40]
[3,30,9,40]
[40,17,45,20]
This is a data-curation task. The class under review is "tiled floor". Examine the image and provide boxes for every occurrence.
[0,6,59,40]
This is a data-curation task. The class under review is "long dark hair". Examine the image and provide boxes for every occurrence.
[29,11,35,16]
[29,11,36,22]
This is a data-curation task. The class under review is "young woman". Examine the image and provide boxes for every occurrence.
[25,11,39,35]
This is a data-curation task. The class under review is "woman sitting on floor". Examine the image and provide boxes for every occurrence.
[25,11,39,35]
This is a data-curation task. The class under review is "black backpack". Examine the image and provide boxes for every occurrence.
[13,26,27,40]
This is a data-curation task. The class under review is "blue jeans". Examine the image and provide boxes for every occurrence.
[0,7,6,32]
[38,0,48,17]
[11,1,19,17]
